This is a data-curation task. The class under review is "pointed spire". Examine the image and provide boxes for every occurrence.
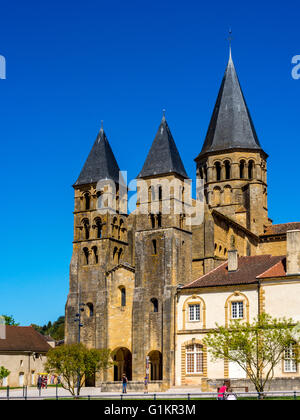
[197,52,264,158]
[138,115,188,179]
[74,124,121,186]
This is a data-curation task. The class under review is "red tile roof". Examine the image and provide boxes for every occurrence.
[263,223,300,236]
[183,255,286,289]
[0,326,51,353]
[257,259,287,279]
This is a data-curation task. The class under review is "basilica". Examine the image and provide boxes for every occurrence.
[65,51,300,391]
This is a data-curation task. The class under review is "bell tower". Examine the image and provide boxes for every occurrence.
[132,114,192,387]
[65,124,128,350]
[195,51,269,236]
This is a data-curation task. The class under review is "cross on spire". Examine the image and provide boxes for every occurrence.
[228,28,233,59]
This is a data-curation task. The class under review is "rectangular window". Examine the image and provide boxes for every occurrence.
[189,304,200,322]
[284,345,297,373]
[231,301,244,319]
[186,344,203,374]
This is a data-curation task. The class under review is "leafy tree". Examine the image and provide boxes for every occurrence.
[31,316,65,341]
[1,315,19,326]
[203,313,300,394]
[0,366,10,386]
[45,343,114,396]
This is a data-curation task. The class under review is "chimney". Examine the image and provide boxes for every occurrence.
[228,249,238,272]
[287,230,300,275]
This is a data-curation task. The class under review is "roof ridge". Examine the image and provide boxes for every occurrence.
[184,261,228,288]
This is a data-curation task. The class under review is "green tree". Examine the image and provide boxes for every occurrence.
[1,315,19,326]
[0,366,10,386]
[45,343,114,396]
[31,316,65,341]
[203,313,300,394]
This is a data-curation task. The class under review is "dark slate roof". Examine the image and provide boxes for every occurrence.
[197,52,264,158]
[74,127,122,186]
[0,326,51,353]
[138,116,188,179]
[182,255,285,289]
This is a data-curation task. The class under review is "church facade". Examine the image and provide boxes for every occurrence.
[65,52,300,391]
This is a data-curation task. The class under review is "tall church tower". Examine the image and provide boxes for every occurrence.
[132,114,192,388]
[65,125,129,355]
[195,51,269,237]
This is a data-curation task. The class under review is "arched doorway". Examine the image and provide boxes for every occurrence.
[148,351,162,381]
[112,348,132,381]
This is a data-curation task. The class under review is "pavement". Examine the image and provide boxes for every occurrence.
[0,386,207,400]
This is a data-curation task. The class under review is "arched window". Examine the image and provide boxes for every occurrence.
[224,160,231,180]
[86,302,94,317]
[120,287,126,307]
[92,246,98,264]
[113,247,118,264]
[151,298,159,313]
[180,214,185,229]
[152,239,157,255]
[118,248,123,264]
[150,214,155,229]
[215,162,221,181]
[158,186,163,201]
[181,186,185,202]
[96,191,103,209]
[213,187,221,206]
[83,247,89,265]
[119,219,124,241]
[148,186,152,203]
[157,213,162,228]
[248,160,254,179]
[82,219,90,240]
[199,167,204,180]
[239,160,246,179]
[224,185,232,205]
[112,217,118,238]
[95,218,102,239]
[84,193,90,210]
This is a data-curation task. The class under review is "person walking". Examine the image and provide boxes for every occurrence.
[37,375,42,391]
[144,375,149,394]
[217,382,227,400]
[122,373,128,394]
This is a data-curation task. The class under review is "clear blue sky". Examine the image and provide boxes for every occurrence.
[0,0,299,326]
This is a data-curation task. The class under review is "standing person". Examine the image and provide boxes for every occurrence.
[37,375,42,391]
[144,375,148,394]
[122,373,128,394]
[217,382,227,400]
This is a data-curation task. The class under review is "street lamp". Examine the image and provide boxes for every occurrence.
[74,302,85,344]
[74,294,86,394]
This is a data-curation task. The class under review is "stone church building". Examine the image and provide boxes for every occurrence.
[65,51,300,391]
